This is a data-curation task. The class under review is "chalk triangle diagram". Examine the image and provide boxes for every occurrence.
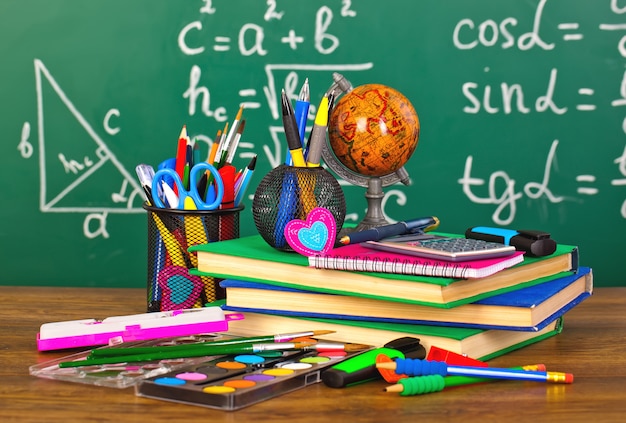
[34,59,144,213]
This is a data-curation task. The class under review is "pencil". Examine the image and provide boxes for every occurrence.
[377,359,573,383]
[383,365,547,396]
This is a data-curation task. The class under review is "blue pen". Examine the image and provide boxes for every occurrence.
[158,157,176,192]
[234,155,257,207]
[274,170,299,248]
[284,80,310,165]
[295,78,310,157]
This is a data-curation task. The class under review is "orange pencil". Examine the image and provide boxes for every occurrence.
[208,129,222,164]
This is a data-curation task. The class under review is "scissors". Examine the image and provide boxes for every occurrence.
[152,162,224,210]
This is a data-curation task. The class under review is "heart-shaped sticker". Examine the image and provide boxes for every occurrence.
[157,266,203,311]
[284,207,337,256]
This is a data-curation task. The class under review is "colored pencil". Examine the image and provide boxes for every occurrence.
[377,359,573,384]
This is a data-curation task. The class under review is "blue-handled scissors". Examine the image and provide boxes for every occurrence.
[152,162,224,210]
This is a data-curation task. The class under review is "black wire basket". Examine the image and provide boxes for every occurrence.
[252,165,346,251]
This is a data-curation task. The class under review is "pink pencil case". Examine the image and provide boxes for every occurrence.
[37,307,244,351]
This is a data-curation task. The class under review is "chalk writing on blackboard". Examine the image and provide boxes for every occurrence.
[457,0,626,223]
[19,59,144,239]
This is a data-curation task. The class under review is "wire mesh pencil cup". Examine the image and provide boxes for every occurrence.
[143,203,242,312]
[252,164,346,251]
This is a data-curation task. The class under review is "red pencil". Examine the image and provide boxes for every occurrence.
[174,125,188,195]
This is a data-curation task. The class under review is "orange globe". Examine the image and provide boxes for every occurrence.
[328,84,419,177]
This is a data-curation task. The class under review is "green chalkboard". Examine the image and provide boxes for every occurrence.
[1,0,624,288]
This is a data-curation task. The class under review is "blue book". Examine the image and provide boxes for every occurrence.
[220,267,592,332]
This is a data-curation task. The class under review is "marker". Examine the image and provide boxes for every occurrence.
[321,337,425,389]
[465,227,557,257]
[234,154,256,207]
[376,358,574,384]
[339,216,440,245]
[281,89,306,167]
[306,94,329,167]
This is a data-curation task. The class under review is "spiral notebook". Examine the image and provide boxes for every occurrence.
[308,243,525,279]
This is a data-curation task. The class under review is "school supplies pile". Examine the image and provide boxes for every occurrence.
[31,329,375,410]
[192,227,592,361]
[135,117,256,212]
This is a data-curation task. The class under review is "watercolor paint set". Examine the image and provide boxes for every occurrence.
[135,343,372,410]
[29,333,240,389]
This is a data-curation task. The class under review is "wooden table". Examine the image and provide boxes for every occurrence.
[1,286,625,422]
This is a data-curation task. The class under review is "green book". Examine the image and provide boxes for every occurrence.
[190,235,578,308]
[223,309,564,361]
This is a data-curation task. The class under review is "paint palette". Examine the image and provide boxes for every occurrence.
[29,333,237,389]
[135,343,371,410]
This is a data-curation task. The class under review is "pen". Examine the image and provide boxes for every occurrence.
[135,164,156,205]
[58,342,316,368]
[306,94,329,167]
[234,154,256,207]
[295,78,310,151]
[339,216,440,245]
[281,89,306,167]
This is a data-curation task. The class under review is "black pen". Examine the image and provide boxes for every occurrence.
[281,89,306,167]
[339,216,440,245]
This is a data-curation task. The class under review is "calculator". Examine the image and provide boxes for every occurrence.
[363,236,517,262]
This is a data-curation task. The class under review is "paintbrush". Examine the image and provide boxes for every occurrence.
[88,330,336,358]
[59,341,316,368]
[303,342,371,352]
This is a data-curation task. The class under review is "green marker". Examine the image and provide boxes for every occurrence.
[321,337,425,388]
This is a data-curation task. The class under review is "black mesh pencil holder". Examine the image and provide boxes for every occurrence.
[252,164,346,251]
[143,203,243,312]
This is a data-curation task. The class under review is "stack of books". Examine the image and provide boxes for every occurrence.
[190,234,592,361]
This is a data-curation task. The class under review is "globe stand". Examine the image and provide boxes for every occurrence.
[356,177,387,231]
[321,138,410,237]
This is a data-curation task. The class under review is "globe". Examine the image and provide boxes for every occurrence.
[328,84,420,178]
